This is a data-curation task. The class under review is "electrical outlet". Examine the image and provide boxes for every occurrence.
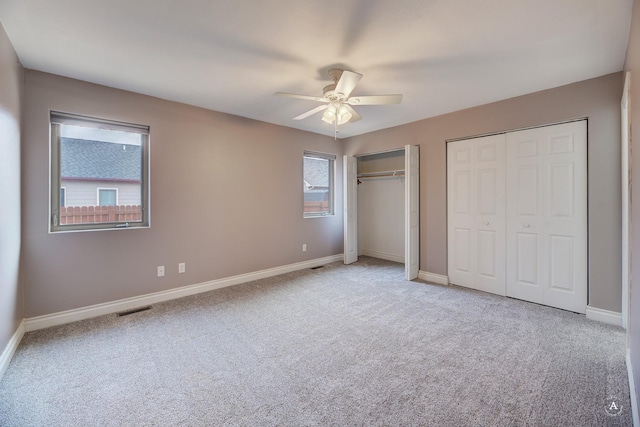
[178,262,186,273]
[302,244,307,252]
[157,265,165,277]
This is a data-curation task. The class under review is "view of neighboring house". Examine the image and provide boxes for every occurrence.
[60,137,141,208]
[303,156,331,215]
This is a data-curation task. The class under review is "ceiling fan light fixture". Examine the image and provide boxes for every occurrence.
[322,104,338,124]
[337,105,352,125]
[321,110,335,124]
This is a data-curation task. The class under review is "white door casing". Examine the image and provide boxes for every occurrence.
[344,155,358,264]
[447,134,507,295]
[505,120,587,314]
[622,71,631,330]
[405,145,420,280]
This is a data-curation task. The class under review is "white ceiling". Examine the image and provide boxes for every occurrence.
[0,0,633,139]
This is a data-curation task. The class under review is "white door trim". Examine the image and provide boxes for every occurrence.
[405,144,420,280]
[344,155,358,264]
[621,71,631,330]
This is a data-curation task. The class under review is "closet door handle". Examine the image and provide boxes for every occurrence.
[484,221,490,226]
[523,223,530,228]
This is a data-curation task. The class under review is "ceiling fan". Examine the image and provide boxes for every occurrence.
[275,68,402,126]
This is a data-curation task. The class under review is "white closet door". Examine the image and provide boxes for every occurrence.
[405,144,420,280]
[447,134,506,295]
[506,121,587,313]
[344,155,358,264]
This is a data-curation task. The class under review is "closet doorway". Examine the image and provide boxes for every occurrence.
[344,145,419,280]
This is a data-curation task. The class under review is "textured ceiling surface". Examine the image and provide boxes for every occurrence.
[0,0,633,138]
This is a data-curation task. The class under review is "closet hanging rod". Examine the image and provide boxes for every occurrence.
[357,170,405,179]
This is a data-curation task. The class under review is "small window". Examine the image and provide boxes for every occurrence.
[50,112,150,232]
[98,188,118,206]
[303,151,335,217]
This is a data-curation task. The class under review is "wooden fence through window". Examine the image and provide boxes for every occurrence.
[60,205,142,224]
[303,201,329,214]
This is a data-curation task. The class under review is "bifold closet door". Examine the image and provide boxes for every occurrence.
[447,134,506,295]
[506,121,587,314]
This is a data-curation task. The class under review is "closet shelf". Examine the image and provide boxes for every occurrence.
[357,170,405,179]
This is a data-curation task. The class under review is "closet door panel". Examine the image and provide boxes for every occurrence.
[448,134,506,295]
[507,156,543,303]
[478,230,497,277]
[454,228,472,273]
[542,122,587,313]
[453,170,472,214]
[448,142,476,288]
[549,163,574,217]
[474,136,506,295]
[549,235,575,291]
[506,121,587,313]
[516,166,538,216]
[478,170,496,214]
[513,231,541,302]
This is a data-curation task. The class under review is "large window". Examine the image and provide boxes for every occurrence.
[50,112,150,232]
[303,151,335,217]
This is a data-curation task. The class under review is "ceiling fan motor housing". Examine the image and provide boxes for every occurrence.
[323,84,341,100]
[324,68,349,100]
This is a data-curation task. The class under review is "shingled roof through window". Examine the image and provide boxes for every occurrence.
[304,157,329,188]
[61,138,141,180]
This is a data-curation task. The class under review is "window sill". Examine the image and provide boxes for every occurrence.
[303,213,335,219]
[49,223,150,234]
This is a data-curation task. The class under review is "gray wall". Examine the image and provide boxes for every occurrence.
[624,0,640,412]
[21,70,343,317]
[345,72,623,313]
[0,23,23,353]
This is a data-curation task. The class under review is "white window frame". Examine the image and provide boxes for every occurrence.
[50,111,150,232]
[303,151,335,218]
[97,188,119,206]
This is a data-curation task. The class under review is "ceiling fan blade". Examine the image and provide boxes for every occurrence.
[347,94,403,105]
[344,104,362,123]
[293,104,329,120]
[334,70,362,98]
[275,92,328,103]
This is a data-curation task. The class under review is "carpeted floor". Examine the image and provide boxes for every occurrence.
[0,257,632,426]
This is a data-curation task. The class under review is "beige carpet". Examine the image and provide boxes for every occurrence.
[0,257,632,426]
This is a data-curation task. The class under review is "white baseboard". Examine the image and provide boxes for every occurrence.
[627,350,640,427]
[418,270,449,286]
[585,306,622,327]
[24,254,344,332]
[360,249,404,264]
[0,320,25,383]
